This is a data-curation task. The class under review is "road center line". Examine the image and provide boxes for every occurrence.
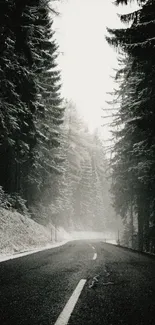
[93,252,97,260]
[92,246,95,250]
[54,279,86,325]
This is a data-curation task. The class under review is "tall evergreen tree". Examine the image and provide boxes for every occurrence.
[0,0,38,201]
[106,0,155,251]
[27,4,64,209]
[0,1,65,223]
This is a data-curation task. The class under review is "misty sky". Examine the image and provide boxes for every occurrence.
[53,0,139,139]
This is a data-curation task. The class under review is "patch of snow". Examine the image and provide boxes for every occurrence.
[106,239,117,245]
[0,207,71,262]
[0,240,69,263]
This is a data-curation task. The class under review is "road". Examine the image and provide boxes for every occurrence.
[0,240,155,325]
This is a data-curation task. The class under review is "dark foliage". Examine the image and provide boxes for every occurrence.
[107,0,155,251]
[0,0,64,221]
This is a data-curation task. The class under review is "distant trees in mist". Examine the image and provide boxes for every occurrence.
[54,101,116,232]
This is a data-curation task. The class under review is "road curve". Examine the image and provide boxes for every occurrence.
[0,240,155,324]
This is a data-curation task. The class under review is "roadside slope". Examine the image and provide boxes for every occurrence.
[0,207,69,257]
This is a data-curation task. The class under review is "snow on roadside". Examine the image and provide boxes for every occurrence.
[0,207,71,262]
[0,240,69,263]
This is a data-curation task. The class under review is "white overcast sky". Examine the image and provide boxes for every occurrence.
[53,0,139,139]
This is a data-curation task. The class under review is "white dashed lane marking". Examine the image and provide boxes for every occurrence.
[54,279,86,325]
[55,244,97,324]
[93,252,97,260]
[89,244,97,260]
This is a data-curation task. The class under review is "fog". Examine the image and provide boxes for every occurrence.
[70,231,117,244]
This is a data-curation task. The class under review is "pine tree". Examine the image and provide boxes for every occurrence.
[0,0,38,202]
[0,1,65,223]
[106,0,155,251]
[26,2,65,222]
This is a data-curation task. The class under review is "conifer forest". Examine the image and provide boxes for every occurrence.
[1,0,155,253]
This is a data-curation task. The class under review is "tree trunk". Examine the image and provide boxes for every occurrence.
[138,208,144,252]
[144,201,150,252]
[130,203,134,248]
[144,222,150,252]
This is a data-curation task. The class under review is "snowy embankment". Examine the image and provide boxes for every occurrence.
[0,207,71,261]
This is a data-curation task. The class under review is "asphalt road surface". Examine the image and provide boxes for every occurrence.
[0,240,155,325]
